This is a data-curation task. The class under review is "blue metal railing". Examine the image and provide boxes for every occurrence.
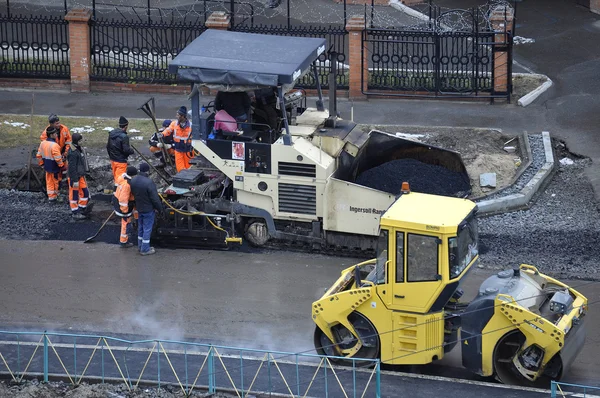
[0,330,380,398]
[551,381,600,397]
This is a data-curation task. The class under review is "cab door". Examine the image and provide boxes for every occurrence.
[392,231,444,313]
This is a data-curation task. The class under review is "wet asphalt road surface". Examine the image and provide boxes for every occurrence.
[1,239,600,390]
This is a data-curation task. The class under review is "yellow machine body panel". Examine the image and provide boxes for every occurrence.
[381,192,476,235]
[471,265,588,379]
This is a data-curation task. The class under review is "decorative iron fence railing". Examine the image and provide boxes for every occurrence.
[0,13,70,79]
[363,28,503,97]
[0,330,381,397]
[231,24,349,89]
[89,18,207,84]
[362,3,514,100]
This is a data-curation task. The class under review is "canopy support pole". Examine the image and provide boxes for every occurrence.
[190,83,202,140]
[278,86,292,145]
[313,62,325,112]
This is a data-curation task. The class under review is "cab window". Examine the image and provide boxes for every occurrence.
[407,233,439,282]
[448,216,478,279]
[396,231,404,282]
[374,229,388,284]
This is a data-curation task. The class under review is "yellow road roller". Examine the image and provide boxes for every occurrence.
[312,184,587,386]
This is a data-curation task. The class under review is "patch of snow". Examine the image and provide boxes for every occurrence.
[129,128,140,133]
[71,126,95,134]
[130,136,143,141]
[395,132,429,141]
[4,121,29,129]
[513,36,535,45]
[559,157,574,166]
[103,127,112,131]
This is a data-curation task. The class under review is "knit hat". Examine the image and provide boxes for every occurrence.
[118,116,129,127]
[46,126,58,136]
[177,106,187,116]
[48,114,59,123]
[72,132,83,144]
[126,166,138,178]
[162,119,172,128]
[139,162,150,173]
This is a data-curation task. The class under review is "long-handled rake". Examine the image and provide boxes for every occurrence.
[83,211,115,243]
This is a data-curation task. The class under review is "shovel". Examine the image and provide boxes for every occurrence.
[84,211,115,243]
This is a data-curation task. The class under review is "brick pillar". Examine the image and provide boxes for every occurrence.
[65,8,92,93]
[591,0,600,15]
[206,11,231,30]
[489,5,514,96]
[346,15,367,100]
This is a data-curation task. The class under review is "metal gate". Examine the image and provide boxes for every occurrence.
[89,12,207,84]
[362,8,512,100]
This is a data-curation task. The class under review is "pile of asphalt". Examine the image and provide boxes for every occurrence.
[355,158,471,197]
[0,189,119,244]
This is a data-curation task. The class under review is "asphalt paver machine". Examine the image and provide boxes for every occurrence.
[158,30,470,251]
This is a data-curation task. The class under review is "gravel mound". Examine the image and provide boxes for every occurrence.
[478,158,600,279]
[0,379,236,397]
[355,158,471,197]
[481,134,544,200]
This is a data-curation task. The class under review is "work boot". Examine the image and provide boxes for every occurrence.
[48,198,58,204]
[140,247,156,256]
[72,213,86,221]
[120,242,134,248]
[81,202,94,216]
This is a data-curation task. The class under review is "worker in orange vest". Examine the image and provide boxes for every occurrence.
[112,165,137,248]
[107,116,134,188]
[40,114,71,186]
[161,106,193,172]
[36,127,65,203]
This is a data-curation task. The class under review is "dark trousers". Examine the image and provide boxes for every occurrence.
[137,211,155,253]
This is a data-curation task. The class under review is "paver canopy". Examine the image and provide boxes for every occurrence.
[168,30,327,87]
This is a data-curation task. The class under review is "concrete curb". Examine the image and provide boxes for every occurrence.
[516,73,553,107]
[477,131,554,215]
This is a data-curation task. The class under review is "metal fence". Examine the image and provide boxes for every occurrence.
[362,5,513,100]
[551,381,600,397]
[0,330,381,397]
[90,18,207,84]
[0,13,70,79]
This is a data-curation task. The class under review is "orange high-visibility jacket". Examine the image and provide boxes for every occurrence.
[112,174,134,217]
[163,120,192,153]
[40,124,72,154]
[36,139,65,173]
